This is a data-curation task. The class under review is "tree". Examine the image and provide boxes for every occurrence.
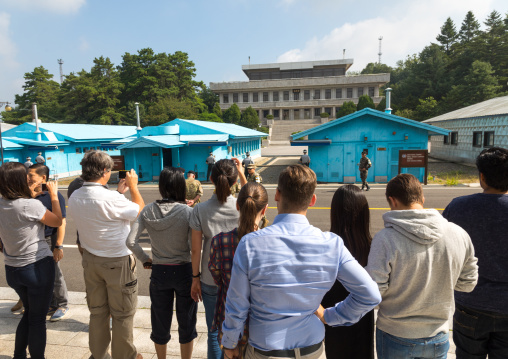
[144,97,199,126]
[459,11,481,43]
[361,63,392,74]
[198,112,223,123]
[436,17,458,54]
[414,97,439,121]
[336,101,356,118]
[239,106,260,129]
[222,104,241,124]
[394,108,415,119]
[356,95,375,110]
[198,86,219,113]
[213,103,223,118]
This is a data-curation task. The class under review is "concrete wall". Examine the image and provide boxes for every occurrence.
[428,116,508,164]
[307,114,429,183]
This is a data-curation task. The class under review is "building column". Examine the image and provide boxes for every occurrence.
[219,93,223,105]
[375,86,380,98]
[258,110,263,122]
[289,109,294,121]
[331,107,336,118]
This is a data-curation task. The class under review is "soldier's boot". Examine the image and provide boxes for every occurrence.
[261,216,269,229]
[361,181,365,190]
[366,183,370,191]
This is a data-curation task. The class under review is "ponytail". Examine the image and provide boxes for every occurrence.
[237,182,268,239]
[211,159,238,204]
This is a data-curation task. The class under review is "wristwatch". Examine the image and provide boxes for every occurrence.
[54,245,64,250]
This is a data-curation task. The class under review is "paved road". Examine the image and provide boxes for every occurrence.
[0,185,482,296]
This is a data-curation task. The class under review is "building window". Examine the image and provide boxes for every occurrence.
[314,108,320,117]
[283,110,289,120]
[325,89,331,99]
[253,93,258,102]
[76,147,82,154]
[369,87,375,97]
[243,93,249,103]
[358,87,364,97]
[304,90,310,100]
[263,92,269,102]
[314,89,321,100]
[336,89,342,98]
[484,131,495,147]
[273,109,280,118]
[304,109,311,119]
[233,93,238,103]
[325,107,332,117]
[263,110,269,118]
[347,88,353,98]
[294,92,300,101]
[283,91,289,101]
[223,94,229,103]
[443,135,449,145]
[294,109,300,119]
[451,132,458,145]
[273,91,279,102]
[472,131,482,147]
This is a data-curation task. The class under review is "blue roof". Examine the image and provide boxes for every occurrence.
[169,119,266,138]
[118,135,185,149]
[7,123,138,141]
[3,136,69,147]
[291,108,450,140]
[180,134,229,142]
[1,139,24,150]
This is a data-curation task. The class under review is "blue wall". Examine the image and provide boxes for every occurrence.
[308,114,428,183]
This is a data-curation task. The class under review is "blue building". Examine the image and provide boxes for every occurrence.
[117,118,266,181]
[2,122,137,177]
[291,108,449,183]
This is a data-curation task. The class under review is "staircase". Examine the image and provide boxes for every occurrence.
[268,119,323,145]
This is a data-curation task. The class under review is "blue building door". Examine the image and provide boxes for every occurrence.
[327,145,344,182]
[162,148,172,168]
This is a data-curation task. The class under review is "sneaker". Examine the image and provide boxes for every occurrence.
[47,306,58,316]
[11,299,23,312]
[50,307,69,321]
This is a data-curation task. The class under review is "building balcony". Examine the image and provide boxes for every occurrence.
[219,97,384,110]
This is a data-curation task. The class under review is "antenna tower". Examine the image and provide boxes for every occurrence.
[378,36,383,64]
[57,59,64,84]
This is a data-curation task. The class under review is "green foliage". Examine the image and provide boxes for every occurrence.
[445,176,459,186]
[361,63,392,74]
[199,86,219,113]
[320,112,329,118]
[213,103,223,118]
[223,104,241,124]
[356,95,375,110]
[436,17,458,54]
[239,106,260,129]
[198,112,223,123]
[459,11,481,43]
[394,108,415,119]
[291,130,302,135]
[336,101,356,118]
[258,126,269,134]
[144,97,199,126]
[414,97,439,121]
[266,114,274,120]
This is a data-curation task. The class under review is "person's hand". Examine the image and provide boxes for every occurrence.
[224,347,240,359]
[231,158,242,173]
[125,169,138,189]
[314,304,327,325]
[143,258,152,269]
[45,180,59,200]
[53,248,63,262]
[117,179,129,194]
[28,180,42,197]
[191,278,202,302]
[187,199,194,207]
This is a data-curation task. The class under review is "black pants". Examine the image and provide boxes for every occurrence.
[206,164,213,182]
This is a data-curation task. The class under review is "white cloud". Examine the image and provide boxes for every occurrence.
[277,0,502,72]
[79,36,90,52]
[0,0,86,14]
[0,12,21,105]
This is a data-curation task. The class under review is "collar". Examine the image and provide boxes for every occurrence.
[83,182,109,189]
[272,213,310,225]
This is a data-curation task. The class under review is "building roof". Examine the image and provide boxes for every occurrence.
[170,119,267,138]
[1,139,24,150]
[3,136,69,147]
[1,123,16,132]
[117,135,185,150]
[242,59,354,73]
[179,134,229,142]
[292,108,450,140]
[424,96,508,123]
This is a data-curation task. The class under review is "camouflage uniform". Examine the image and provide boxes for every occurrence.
[359,156,371,190]
[185,178,203,207]
[246,172,263,184]
[230,181,242,197]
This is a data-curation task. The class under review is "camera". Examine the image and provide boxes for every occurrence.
[118,170,128,179]
[41,183,48,191]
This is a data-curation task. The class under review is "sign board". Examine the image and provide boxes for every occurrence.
[111,155,125,171]
[398,150,429,185]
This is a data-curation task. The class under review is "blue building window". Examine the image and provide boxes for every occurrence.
[76,147,82,154]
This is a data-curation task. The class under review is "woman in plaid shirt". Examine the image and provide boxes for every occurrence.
[208,182,269,358]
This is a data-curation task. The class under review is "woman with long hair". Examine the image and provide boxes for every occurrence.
[0,162,63,359]
[190,158,247,359]
[321,184,374,359]
[127,167,197,359]
[208,182,269,358]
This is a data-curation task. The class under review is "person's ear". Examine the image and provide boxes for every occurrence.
[421,195,425,205]
[387,196,396,210]
[309,194,317,207]
[275,188,281,202]
[261,203,268,216]
[236,202,240,211]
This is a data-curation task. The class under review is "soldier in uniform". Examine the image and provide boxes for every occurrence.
[299,149,311,167]
[230,180,242,198]
[246,164,269,227]
[205,152,215,182]
[359,151,372,191]
[242,152,254,178]
[24,157,33,168]
[35,152,46,164]
[185,170,203,207]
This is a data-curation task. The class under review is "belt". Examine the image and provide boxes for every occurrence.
[254,342,322,358]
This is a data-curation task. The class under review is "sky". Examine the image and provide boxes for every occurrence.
[0,0,506,109]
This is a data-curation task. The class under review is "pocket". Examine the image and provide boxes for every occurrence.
[122,285,138,311]
[434,337,449,359]
[453,307,478,338]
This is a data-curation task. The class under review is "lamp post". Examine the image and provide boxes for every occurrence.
[0,102,13,165]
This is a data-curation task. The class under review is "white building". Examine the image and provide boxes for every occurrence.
[424,96,508,163]
[210,59,390,124]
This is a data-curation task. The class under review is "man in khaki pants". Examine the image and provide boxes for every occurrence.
[68,151,145,359]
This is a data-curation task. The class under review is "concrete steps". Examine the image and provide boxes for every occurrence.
[269,119,323,144]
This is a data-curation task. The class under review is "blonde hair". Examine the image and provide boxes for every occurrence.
[237,182,268,239]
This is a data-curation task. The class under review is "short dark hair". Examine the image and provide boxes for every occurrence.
[29,163,50,180]
[277,164,317,212]
[211,159,238,204]
[385,173,423,206]
[80,150,114,181]
[158,167,186,202]
[476,147,508,191]
[0,162,33,200]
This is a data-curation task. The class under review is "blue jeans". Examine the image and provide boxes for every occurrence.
[376,328,449,359]
[5,256,55,359]
[201,282,223,359]
[453,302,508,359]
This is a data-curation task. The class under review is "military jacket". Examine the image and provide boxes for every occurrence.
[246,172,262,184]
[359,157,371,171]
[185,178,203,205]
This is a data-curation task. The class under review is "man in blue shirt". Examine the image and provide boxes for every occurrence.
[222,164,381,359]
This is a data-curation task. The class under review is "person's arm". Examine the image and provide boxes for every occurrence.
[53,219,66,262]
[221,240,251,353]
[321,242,382,327]
[193,183,203,202]
[126,211,151,264]
[365,234,391,296]
[191,229,203,302]
[40,181,63,228]
[125,169,145,214]
[232,158,247,186]
[455,233,478,292]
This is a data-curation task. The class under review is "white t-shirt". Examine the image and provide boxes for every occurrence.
[68,182,140,257]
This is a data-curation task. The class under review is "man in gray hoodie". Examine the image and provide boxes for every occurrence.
[367,173,478,359]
